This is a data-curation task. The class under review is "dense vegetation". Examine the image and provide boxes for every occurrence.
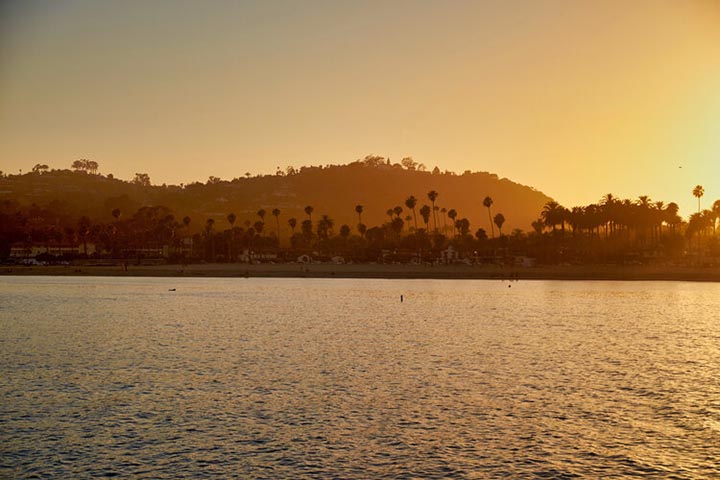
[2,160,719,265]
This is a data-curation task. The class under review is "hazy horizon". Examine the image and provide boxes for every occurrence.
[2,0,719,215]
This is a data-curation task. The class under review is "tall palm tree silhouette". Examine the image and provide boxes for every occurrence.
[405,196,418,231]
[693,185,704,213]
[494,213,506,236]
[304,206,314,223]
[712,200,720,235]
[355,205,363,224]
[427,190,439,233]
[272,208,281,246]
[288,217,297,235]
[447,209,457,236]
[541,201,564,233]
[419,205,431,231]
[227,212,236,261]
[483,196,495,238]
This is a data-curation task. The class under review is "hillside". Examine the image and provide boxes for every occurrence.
[0,160,552,236]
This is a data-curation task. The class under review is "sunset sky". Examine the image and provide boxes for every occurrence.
[1,0,719,216]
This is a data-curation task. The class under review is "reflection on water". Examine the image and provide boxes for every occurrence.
[1,277,719,478]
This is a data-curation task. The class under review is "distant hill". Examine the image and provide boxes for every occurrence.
[0,160,553,236]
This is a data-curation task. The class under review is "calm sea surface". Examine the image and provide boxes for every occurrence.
[1,276,719,478]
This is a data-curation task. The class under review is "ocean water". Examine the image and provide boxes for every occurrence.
[1,276,719,478]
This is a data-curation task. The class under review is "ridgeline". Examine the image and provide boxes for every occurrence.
[0,158,552,235]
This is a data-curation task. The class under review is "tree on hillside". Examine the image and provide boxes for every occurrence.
[133,173,151,187]
[483,196,495,238]
[86,160,99,174]
[401,157,418,170]
[32,164,49,174]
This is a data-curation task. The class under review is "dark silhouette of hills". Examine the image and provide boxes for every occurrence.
[0,159,552,233]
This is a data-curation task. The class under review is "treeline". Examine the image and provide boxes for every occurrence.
[3,185,720,265]
[0,156,551,234]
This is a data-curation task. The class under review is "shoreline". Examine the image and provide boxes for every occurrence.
[2,263,720,282]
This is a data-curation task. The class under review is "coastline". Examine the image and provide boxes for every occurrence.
[2,263,720,282]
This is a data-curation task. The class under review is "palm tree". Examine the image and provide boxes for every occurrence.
[288,217,297,235]
[494,213,506,236]
[386,208,394,222]
[317,214,334,239]
[393,206,403,218]
[483,196,495,238]
[419,205,431,231]
[227,213,237,261]
[664,203,680,235]
[427,190,439,232]
[339,224,351,239]
[205,218,215,261]
[693,185,705,213]
[257,209,266,223]
[272,208,281,246]
[447,209,458,236]
[304,205,314,222]
[405,196,418,231]
[712,200,720,235]
[531,218,544,235]
[440,208,447,235]
[541,201,564,233]
[355,205,363,224]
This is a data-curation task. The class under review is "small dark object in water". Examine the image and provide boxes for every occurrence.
[401,295,404,302]
[168,288,176,291]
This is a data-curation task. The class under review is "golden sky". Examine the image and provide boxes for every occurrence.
[1,0,719,215]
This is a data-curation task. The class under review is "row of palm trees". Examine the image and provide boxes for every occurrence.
[208,189,508,248]
[6,183,718,263]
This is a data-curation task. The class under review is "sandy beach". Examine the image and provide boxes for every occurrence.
[2,262,720,282]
